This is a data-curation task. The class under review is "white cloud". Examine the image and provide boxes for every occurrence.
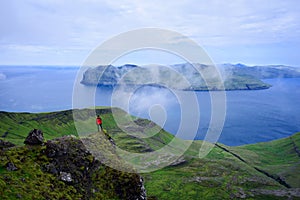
[1,0,300,65]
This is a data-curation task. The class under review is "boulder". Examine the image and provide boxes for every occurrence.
[24,129,44,145]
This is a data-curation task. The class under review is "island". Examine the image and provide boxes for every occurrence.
[81,63,300,91]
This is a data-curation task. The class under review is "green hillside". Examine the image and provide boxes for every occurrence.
[144,136,300,199]
[231,133,300,188]
[0,107,174,149]
[1,108,300,199]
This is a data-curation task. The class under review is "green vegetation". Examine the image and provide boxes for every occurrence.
[231,133,300,188]
[144,137,300,199]
[0,110,77,145]
[0,136,144,199]
[1,108,300,199]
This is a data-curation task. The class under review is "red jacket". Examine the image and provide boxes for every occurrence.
[96,117,102,125]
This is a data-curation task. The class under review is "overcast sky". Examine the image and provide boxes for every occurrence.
[1,0,300,66]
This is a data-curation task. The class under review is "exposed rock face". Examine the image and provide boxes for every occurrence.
[139,177,147,200]
[1,132,147,199]
[43,136,99,189]
[42,135,147,199]
[24,129,44,145]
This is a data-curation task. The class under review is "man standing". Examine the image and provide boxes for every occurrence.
[96,115,103,132]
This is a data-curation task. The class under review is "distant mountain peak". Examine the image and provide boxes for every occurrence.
[234,63,247,68]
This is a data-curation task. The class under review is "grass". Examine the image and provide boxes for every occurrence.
[0,136,144,199]
[0,145,83,199]
[1,108,300,199]
[230,132,300,188]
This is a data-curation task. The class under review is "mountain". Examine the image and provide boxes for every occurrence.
[1,108,300,199]
[80,63,300,91]
[223,63,300,79]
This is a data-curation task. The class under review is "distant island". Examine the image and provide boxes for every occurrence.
[80,63,300,91]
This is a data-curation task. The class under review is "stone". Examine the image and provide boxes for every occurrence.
[170,156,186,166]
[60,172,73,182]
[24,129,44,145]
[6,162,18,171]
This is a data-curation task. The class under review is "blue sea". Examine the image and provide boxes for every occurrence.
[0,66,299,146]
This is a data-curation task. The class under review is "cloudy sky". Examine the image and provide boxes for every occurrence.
[1,0,300,66]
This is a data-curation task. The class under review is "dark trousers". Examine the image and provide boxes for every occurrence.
[97,124,103,132]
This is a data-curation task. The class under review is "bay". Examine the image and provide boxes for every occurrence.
[0,66,299,146]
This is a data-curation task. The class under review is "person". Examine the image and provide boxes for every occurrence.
[96,115,103,132]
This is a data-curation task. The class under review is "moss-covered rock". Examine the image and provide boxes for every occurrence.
[0,135,147,199]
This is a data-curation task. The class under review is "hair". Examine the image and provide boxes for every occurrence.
[97,115,100,117]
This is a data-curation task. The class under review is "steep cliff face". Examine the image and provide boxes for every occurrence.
[0,130,147,200]
[80,63,276,91]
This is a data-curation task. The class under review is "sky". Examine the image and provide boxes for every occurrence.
[0,0,300,66]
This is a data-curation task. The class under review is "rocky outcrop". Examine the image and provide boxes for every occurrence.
[0,130,147,199]
[43,136,98,189]
[24,129,44,145]
[41,135,147,199]
[44,135,147,199]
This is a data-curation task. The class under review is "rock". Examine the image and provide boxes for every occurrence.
[6,162,18,171]
[139,177,147,200]
[189,176,212,183]
[170,156,186,166]
[235,187,247,199]
[42,163,58,174]
[24,129,44,145]
[59,172,73,182]
[1,134,147,199]
[44,136,99,193]
[0,139,15,150]
[251,188,300,198]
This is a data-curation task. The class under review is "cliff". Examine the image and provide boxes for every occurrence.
[80,63,274,91]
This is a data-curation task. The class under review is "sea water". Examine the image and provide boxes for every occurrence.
[0,66,299,146]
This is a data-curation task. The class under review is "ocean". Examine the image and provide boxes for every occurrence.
[0,66,299,146]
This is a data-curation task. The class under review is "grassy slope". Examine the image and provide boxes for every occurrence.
[144,134,300,199]
[1,108,300,199]
[230,133,300,188]
[0,107,173,150]
[0,110,77,145]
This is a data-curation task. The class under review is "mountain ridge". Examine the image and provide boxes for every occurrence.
[0,108,300,199]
